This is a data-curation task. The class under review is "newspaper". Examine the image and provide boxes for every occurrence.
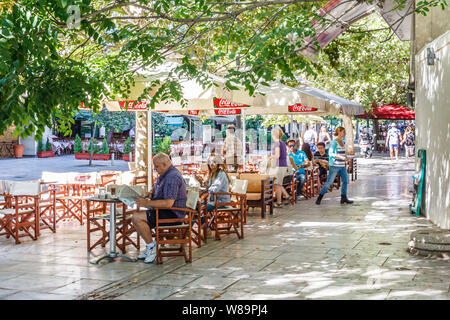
[115,185,145,207]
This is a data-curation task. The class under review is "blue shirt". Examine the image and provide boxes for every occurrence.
[152,165,187,218]
[288,150,308,175]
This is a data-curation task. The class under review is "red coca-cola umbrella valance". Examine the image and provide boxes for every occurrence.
[356,104,415,120]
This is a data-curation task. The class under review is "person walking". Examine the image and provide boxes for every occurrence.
[401,126,415,159]
[269,127,291,207]
[386,123,403,161]
[315,127,353,205]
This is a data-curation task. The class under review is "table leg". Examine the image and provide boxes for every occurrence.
[89,201,137,264]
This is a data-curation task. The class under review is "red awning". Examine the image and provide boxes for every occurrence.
[356,104,415,120]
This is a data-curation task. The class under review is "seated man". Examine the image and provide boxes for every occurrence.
[287,139,310,201]
[314,142,329,181]
[133,153,187,263]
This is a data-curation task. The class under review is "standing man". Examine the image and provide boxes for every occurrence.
[386,123,403,161]
[222,124,242,172]
[133,153,187,263]
[303,124,318,153]
[287,139,310,201]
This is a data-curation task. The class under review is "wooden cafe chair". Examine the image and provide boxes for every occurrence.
[0,181,41,244]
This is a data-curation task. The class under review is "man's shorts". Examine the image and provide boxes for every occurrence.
[389,143,398,149]
[146,209,180,229]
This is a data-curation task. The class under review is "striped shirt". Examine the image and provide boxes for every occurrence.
[152,165,187,218]
[334,144,346,167]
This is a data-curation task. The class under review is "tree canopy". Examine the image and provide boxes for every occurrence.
[0,0,447,139]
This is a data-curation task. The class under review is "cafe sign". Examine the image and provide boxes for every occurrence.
[214,108,242,115]
[213,98,248,108]
[288,104,318,112]
[119,101,149,110]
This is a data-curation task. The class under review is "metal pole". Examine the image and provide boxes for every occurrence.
[109,202,117,257]
[148,110,153,189]
[242,109,246,171]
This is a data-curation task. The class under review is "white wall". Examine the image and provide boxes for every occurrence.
[415,30,450,229]
[19,126,52,156]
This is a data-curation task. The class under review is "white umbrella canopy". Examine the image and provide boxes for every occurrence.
[101,62,333,115]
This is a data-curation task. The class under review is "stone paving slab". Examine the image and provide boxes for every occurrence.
[1,157,449,300]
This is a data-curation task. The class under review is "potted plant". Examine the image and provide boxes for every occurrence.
[37,138,55,158]
[74,134,90,159]
[76,137,111,160]
[122,137,134,161]
[13,143,24,158]
[94,138,111,160]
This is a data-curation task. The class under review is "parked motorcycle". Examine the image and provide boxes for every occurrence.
[359,130,375,158]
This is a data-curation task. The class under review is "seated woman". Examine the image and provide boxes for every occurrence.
[194,154,231,212]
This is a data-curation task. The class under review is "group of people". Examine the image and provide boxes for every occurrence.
[384,123,416,160]
[268,126,353,207]
[131,124,355,263]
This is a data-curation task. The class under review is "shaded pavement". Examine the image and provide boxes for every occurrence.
[0,157,449,300]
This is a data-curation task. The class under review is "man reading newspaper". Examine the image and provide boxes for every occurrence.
[132,153,187,263]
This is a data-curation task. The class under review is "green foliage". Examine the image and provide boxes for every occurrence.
[88,109,135,134]
[153,136,172,156]
[1,0,446,141]
[88,138,100,154]
[45,138,52,152]
[153,113,174,138]
[99,138,109,154]
[305,14,411,108]
[74,134,83,153]
[37,140,44,152]
[123,137,132,154]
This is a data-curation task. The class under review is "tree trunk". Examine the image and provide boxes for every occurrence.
[106,127,114,144]
[89,122,97,167]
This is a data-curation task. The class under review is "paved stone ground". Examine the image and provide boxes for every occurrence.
[0,155,129,181]
[0,157,449,300]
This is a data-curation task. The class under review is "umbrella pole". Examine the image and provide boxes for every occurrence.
[148,110,153,189]
[242,110,246,171]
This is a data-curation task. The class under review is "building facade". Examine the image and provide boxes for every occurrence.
[414,4,450,228]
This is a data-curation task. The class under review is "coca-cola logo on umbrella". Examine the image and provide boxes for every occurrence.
[213,98,248,108]
[119,101,149,110]
[75,175,91,182]
[214,108,241,115]
[288,104,318,112]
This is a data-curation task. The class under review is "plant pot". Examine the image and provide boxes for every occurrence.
[93,153,111,160]
[14,144,24,158]
[122,154,135,161]
[37,151,55,158]
[75,153,111,160]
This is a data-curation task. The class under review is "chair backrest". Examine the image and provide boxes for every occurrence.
[133,175,148,186]
[67,172,97,185]
[41,171,68,184]
[186,187,199,210]
[4,180,15,194]
[10,181,41,196]
[239,174,270,193]
[119,171,135,185]
[231,179,248,194]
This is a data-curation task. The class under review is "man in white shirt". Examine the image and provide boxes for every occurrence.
[386,123,403,161]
